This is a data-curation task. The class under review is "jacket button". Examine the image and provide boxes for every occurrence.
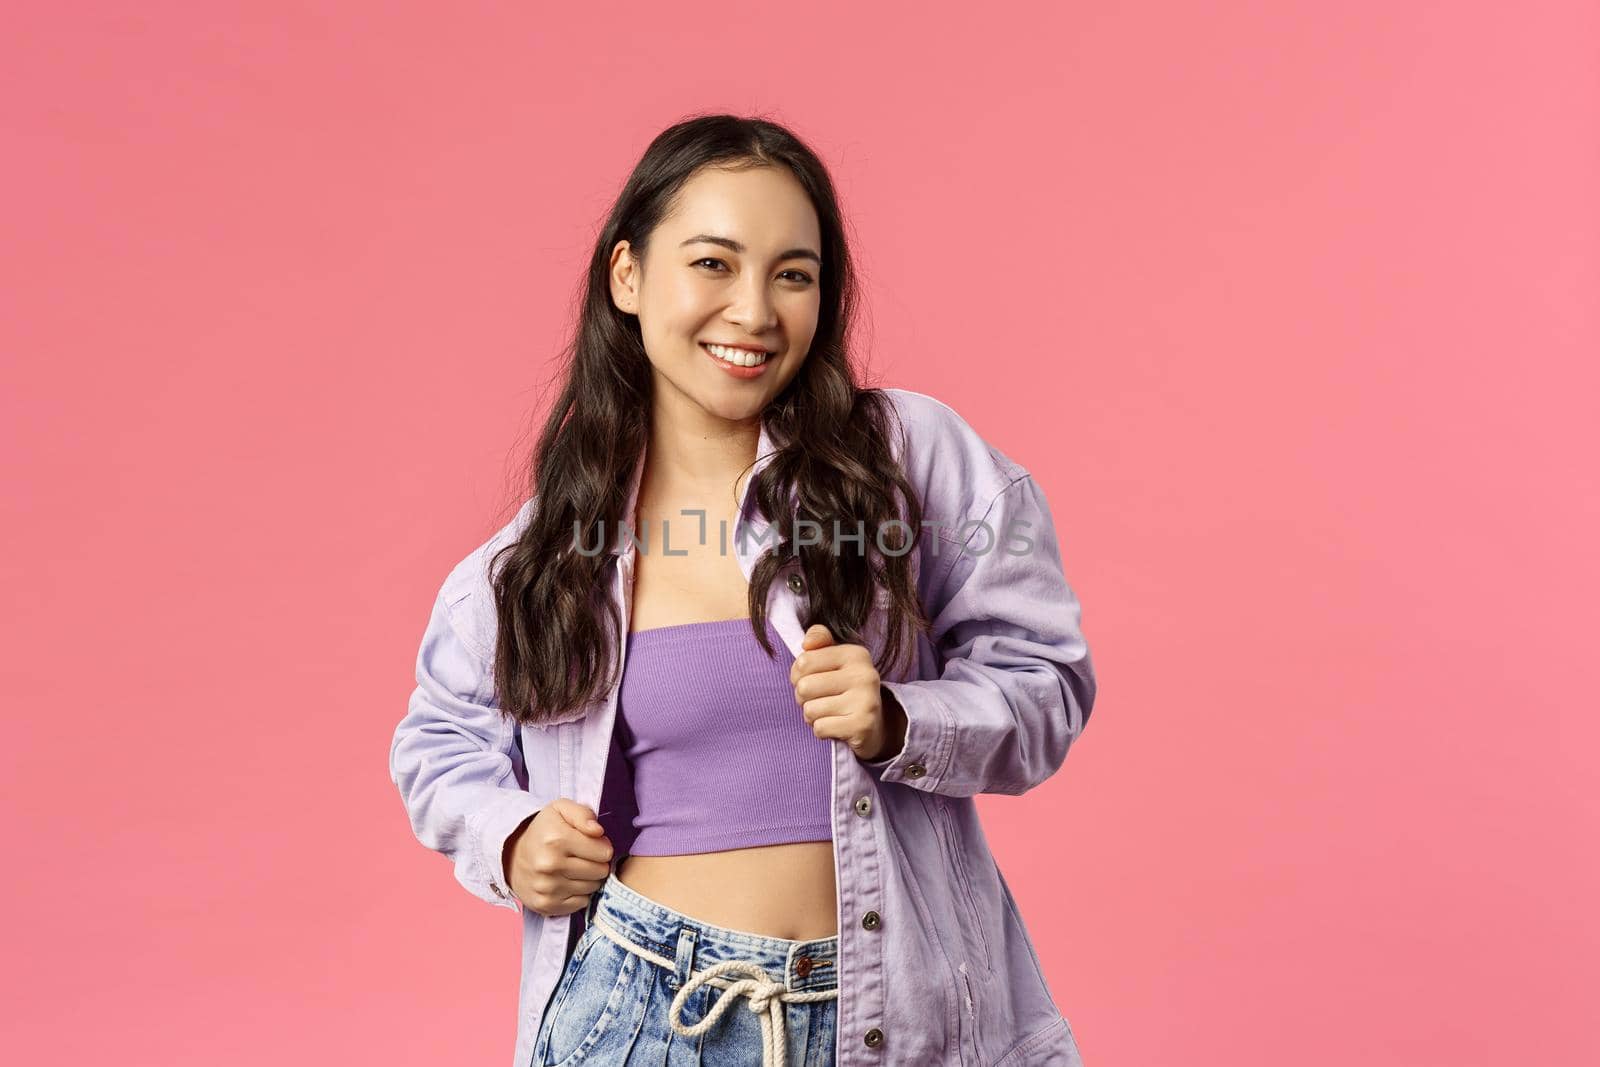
[863,1027,884,1048]
[861,910,881,931]
[787,572,805,594]
[854,795,872,817]
[905,762,927,779]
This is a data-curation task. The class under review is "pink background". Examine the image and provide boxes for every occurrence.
[3,3,1596,1065]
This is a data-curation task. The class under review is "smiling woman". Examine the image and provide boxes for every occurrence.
[599,159,848,956]
[390,113,1096,1067]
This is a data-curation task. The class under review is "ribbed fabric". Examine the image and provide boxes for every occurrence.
[616,616,834,856]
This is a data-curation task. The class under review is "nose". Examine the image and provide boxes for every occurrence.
[724,271,778,334]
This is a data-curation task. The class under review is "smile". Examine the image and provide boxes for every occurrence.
[702,342,773,367]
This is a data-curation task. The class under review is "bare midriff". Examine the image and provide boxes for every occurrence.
[617,844,839,940]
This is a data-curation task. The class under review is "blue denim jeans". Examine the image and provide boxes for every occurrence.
[533,872,840,1067]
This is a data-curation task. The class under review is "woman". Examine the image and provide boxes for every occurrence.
[390,114,1097,1067]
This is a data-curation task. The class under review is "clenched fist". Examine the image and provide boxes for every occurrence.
[502,798,614,916]
[790,623,908,762]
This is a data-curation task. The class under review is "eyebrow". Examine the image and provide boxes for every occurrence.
[679,234,822,267]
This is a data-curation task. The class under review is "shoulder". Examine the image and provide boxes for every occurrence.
[877,387,1030,521]
[435,496,539,662]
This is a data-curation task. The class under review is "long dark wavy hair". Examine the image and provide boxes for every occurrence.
[489,113,931,726]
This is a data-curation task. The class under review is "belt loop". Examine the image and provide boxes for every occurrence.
[670,924,699,991]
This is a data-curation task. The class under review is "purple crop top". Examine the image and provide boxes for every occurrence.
[614,616,834,856]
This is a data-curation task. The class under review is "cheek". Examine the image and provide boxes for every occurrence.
[781,294,822,338]
[638,279,705,342]
[663,276,718,320]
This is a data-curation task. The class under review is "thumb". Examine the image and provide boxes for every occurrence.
[802,623,834,650]
[554,798,605,836]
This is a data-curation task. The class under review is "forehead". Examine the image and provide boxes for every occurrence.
[659,165,821,248]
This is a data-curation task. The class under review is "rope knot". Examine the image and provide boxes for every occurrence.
[588,914,839,1067]
[742,979,784,1014]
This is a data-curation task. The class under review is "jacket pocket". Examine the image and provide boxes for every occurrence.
[956,960,984,1066]
[882,803,970,1065]
[933,796,994,976]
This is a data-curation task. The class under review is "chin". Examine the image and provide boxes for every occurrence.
[700,393,771,422]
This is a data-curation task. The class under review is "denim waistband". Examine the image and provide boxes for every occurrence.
[585,872,839,995]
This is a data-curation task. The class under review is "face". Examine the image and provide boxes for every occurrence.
[609,164,823,425]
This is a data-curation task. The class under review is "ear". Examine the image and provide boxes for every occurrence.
[609,240,640,314]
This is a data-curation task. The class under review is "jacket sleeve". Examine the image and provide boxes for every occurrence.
[865,471,1097,797]
[389,585,543,912]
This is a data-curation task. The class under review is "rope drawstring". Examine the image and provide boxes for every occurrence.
[588,912,838,1067]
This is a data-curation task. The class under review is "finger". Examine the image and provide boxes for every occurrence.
[793,664,854,702]
[551,892,598,917]
[559,853,613,881]
[809,712,860,746]
[553,881,606,911]
[790,644,853,685]
[801,623,834,649]
[800,693,852,726]
[553,798,605,835]
[564,830,615,866]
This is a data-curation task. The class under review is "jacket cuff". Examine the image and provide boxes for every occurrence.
[474,791,544,911]
[860,679,955,791]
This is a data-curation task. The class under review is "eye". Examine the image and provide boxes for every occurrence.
[692,258,814,285]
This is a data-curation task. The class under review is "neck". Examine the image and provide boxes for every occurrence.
[643,395,763,510]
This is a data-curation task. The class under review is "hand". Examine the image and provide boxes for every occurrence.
[790,623,907,762]
[503,798,614,917]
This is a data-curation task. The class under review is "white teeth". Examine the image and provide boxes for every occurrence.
[705,343,771,367]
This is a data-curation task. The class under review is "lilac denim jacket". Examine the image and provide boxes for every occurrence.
[389,387,1097,1066]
